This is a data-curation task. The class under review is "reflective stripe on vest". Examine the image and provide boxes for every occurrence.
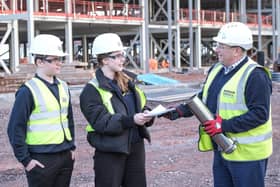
[86,79,146,132]
[232,131,272,144]
[200,59,272,161]
[28,121,69,132]
[25,78,72,145]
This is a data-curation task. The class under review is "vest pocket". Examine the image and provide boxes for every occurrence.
[198,125,213,151]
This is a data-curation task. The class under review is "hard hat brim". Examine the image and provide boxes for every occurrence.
[212,36,221,43]
[93,47,126,56]
[30,51,68,57]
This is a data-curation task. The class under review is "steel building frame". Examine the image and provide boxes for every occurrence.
[0,0,279,74]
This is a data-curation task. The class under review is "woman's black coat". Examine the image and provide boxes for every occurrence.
[80,68,153,154]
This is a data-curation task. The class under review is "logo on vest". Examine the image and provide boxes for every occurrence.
[223,90,235,98]
[62,97,67,103]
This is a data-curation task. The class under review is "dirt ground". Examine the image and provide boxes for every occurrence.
[0,72,280,187]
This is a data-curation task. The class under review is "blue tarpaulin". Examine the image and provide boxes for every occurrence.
[137,73,180,85]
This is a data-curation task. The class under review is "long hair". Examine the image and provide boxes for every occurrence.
[115,71,132,93]
[97,53,132,93]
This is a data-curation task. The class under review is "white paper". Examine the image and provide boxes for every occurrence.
[144,104,175,117]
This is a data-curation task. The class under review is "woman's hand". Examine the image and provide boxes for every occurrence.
[134,113,153,126]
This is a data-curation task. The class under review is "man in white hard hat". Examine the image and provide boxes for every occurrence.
[80,33,154,187]
[7,34,75,187]
[161,22,272,187]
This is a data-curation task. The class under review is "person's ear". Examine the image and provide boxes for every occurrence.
[35,58,43,66]
[102,58,109,65]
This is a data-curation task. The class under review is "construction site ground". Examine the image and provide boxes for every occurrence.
[0,71,280,187]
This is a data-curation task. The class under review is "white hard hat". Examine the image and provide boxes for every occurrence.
[213,22,253,50]
[30,34,67,56]
[92,33,124,55]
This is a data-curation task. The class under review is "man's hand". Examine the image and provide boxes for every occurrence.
[158,107,182,121]
[25,159,45,172]
[203,115,223,136]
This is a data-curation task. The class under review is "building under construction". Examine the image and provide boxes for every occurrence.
[0,0,279,75]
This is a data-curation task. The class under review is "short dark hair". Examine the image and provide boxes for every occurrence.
[33,55,45,65]
[97,52,113,65]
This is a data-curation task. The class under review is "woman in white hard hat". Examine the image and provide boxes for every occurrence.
[161,22,272,187]
[80,33,154,187]
[7,34,76,187]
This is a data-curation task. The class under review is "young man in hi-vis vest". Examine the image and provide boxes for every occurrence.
[7,34,75,187]
[80,33,154,187]
[161,22,272,187]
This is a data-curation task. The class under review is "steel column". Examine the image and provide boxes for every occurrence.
[188,0,193,68]
[11,20,19,72]
[239,0,247,23]
[272,0,277,62]
[225,0,230,22]
[65,0,73,63]
[194,0,201,68]
[27,0,35,64]
[167,0,172,71]
[174,0,181,68]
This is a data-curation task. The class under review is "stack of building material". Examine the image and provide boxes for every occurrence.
[0,74,29,93]
[0,63,94,93]
[57,63,94,85]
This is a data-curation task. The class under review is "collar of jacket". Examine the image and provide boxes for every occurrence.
[95,68,136,92]
[95,68,142,112]
[95,68,115,92]
[35,73,60,85]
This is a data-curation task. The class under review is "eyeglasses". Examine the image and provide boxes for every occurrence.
[107,52,126,60]
[216,44,238,50]
[43,57,64,64]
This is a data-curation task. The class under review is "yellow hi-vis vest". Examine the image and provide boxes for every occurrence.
[25,77,72,145]
[199,59,272,161]
[86,79,146,132]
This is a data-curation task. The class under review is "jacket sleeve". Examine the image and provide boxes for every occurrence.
[142,105,155,127]
[80,83,130,135]
[7,86,33,167]
[67,93,76,150]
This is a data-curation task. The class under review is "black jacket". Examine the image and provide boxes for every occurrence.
[80,68,153,154]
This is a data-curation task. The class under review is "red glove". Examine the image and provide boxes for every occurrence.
[203,115,223,136]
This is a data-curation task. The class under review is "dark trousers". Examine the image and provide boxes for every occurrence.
[25,150,74,187]
[213,151,268,187]
[94,141,146,187]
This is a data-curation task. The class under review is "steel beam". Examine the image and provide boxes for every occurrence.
[0,23,12,74]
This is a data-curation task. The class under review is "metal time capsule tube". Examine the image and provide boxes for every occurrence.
[185,94,236,154]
